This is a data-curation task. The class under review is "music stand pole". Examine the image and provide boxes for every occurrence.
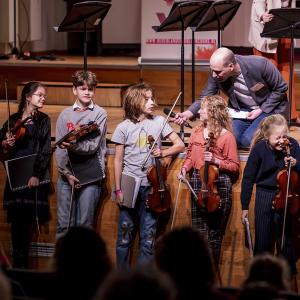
[190,1,241,102]
[84,18,88,71]
[11,0,19,56]
[192,30,195,103]
[180,20,185,140]
[288,24,295,125]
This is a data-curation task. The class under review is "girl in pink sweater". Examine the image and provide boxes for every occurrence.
[179,95,239,266]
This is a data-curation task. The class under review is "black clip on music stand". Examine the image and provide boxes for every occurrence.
[189,0,241,103]
[153,1,211,140]
[54,1,111,71]
[261,8,300,126]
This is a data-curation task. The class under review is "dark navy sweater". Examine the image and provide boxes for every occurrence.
[241,137,300,210]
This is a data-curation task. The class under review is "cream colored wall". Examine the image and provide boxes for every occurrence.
[222,0,252,47]
[30,0,67,52]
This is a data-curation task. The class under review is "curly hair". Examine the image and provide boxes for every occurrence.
[199,95,232,138]
[123,82,155,122]
[250,114,288,148]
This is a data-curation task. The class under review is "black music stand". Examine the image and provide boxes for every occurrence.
[189,0,241,103]
[261,8,300,126]
[153,1,211,139]
[55,1,111,70]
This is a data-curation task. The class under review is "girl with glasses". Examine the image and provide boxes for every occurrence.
[0,81,51,268]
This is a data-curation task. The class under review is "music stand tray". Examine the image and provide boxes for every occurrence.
[153,1,211,32]
[55,1,111,32]
[54,1,111,70]
[261,8,300,38]
[190,0,241,32]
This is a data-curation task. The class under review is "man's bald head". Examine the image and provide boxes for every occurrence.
[209,47,237,82]
[210,47,236,67]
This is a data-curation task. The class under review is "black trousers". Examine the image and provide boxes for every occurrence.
[254,188,296,274]
[11,220,32,268]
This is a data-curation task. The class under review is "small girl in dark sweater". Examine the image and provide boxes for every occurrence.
[241,114,300,274]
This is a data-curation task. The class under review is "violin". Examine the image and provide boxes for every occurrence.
[0,112,36,162]
[198,132,220,212]
[273,137,300,215]
[146,135,171,214]
[53,121,100,150]
[10,114,34,140]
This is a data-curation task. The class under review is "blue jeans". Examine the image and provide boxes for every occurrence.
[116,186,157,268]
[232,112,271,147]
[56,176,101,239]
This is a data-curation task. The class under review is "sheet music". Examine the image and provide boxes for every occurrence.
[5,154,50,191]
[228,108,249,119]
[112,173,141,208]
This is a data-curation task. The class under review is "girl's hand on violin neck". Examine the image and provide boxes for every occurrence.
[27,176,40,188]
[178,168,187,180]
[204,151,220,166]
[66,174,80,188]
[2,134,15,149]
[241,210,248,224]
[59,141,72,149]
[284,156,297,167]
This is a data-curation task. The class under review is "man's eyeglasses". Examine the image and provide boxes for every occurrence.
[32,93,47,99]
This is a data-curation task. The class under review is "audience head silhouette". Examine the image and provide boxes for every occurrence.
[93,267,176,300]
[54,226,112,300]
[244,254,290,291]
[155,227,218,300]
[0,270,11,300]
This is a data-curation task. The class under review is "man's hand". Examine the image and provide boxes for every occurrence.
[247,108,262,120]
[28,176,40,188]
[260,12,274,23]
[170,111,194,126]
[66,174,81,188]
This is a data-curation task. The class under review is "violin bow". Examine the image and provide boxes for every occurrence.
[141,91,182,170]
[67,185,75,229]
[171,178,182,230]
[182,177,198,199]
[281,160,292,251]
[243,217,254,258]
[4,80,11,132]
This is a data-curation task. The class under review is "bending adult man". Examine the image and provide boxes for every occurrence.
[175,47,288,147]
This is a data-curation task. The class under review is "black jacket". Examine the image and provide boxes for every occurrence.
[0,111,51,179]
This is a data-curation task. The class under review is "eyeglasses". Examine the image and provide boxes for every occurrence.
[32,93,47,99]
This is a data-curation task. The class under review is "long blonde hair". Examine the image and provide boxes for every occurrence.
[200,95,232,138]
[123,83,155,123]
[251,114,288,148]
